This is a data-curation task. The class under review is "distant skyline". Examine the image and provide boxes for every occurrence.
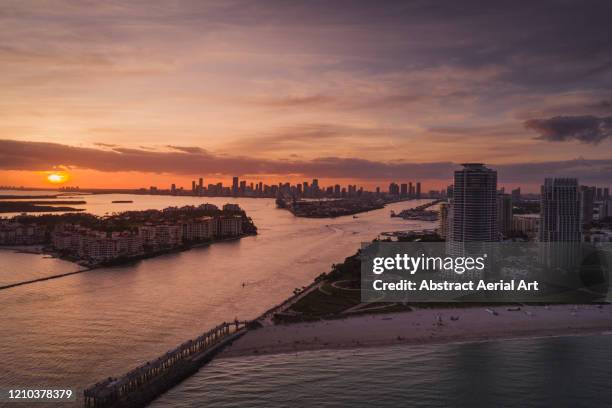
[2,1,612,191]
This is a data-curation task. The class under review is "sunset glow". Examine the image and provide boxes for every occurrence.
[46,172,68,184]
[0,1,610,191]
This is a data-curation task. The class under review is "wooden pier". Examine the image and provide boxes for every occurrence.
[84,321,249,408]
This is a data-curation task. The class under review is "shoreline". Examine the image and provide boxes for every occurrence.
[220,304,612,358]
[0,233,255,291]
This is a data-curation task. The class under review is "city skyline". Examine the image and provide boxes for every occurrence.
[2,1,612,191]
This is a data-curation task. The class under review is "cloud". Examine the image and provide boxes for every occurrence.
[525,115,612,144]
[1,139,611,185]
[247,95,335,108]
[166,145,207,154]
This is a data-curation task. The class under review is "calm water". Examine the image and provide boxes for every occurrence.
[0,191,433,406]
[152,334,612,408]
[3,192,611,407]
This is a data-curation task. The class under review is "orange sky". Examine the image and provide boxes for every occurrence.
[1,1,611,192]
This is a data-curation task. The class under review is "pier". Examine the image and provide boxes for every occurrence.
[84,320,249,408]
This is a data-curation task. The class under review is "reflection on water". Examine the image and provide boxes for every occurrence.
[0,249,82,287]
[152,335,612,408]
[0,192,433,406]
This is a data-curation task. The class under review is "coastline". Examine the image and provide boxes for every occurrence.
[0,233,256,291]
[221,304,612,358]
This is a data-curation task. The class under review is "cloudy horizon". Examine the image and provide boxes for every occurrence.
[2,0,612,190]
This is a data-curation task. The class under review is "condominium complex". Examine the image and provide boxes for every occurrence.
[49,208,245,264]
[0,220,46,245]
[539,178,582,242]
[449,163,499,244]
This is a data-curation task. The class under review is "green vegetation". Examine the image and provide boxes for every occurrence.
[273,232,485,324]
[0,202,85,213]
[11,205,257,234]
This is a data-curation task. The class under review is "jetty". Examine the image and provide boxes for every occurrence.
[84,321,250,408]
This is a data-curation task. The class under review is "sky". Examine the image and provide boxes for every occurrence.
[1,0,612,192]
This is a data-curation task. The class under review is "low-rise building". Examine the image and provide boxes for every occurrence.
[181,217,215,241]
[222,203,241,212]
[52,224,144,263]
[512,214,540,239]
[0,220,46,245]
[216,216,243,237]
[584,229,612,243]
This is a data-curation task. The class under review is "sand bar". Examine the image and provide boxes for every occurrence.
[221,304,612,358]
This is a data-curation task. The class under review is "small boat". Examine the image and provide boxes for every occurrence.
[112,200,133,203]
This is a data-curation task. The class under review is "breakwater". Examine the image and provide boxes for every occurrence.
[83,321,250,408]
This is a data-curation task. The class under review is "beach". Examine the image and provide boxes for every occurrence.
[221,304,612,358]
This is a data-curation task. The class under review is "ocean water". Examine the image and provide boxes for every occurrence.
[3,191,611,407]
[0,191,434,406]
[152,334,612,408]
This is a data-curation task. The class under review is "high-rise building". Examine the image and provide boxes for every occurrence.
[539,178,581,242]
[580,185,595,226]
[389,182,400,196]
[400,183,408,197]
[439,202,450,239]
[496,193,513,236]
[416,182,421,199]
[511,187,521,202]
[312,179,319,193]
[450,163,498,244]
[232,177,239,195]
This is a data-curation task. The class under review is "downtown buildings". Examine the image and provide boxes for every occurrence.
[150,175,432,201]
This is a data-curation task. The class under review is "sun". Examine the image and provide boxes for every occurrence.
[47,172,69,184]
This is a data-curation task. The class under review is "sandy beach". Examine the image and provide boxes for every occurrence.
[221,304,612,358]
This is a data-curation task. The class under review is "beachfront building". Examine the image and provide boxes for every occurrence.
[181,217,215,242]
[52,225,145,263]
[138,224,183,250]
[0,220,46,245]
[539,178,582,242]
[216,216,243,237]
[448,163,498,258]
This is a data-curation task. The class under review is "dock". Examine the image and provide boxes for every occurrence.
[84,321,250,408]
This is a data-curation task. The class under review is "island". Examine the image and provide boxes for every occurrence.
[276,197,385,218]
[0,200,86,213]
[0,203,257,267]
[390,199,443,221]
